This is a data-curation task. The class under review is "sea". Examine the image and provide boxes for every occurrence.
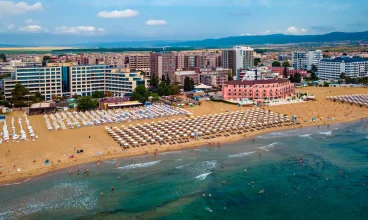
[0,121,367,220]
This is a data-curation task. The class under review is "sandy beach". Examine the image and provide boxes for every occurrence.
[0,87,367,185]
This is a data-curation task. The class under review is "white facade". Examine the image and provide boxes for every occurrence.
[292,50,322,70]
[222,46,254,79]
[4,65,147,100]
[317,57,368,80]
[307,50,323,70]
[4,67,62,100]
[240,69,260,81]
[234,46,254,71]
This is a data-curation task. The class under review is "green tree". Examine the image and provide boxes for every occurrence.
[183,76,191,92]
[150,76,159,88]
[11,83,29,107]
[340,72,346,80]
[294,72,302,83]
[42,56,51,66]
[157,82,169,96]
[131,84,150,103]
[254,58,261,66]
[161,74,166,83]
[323,82,329,87]
[168,84,180,95]
[30,91,43,103]
[190,78,195,91]
[283,67,288,78]
[76,96,98,111]
[272,61,281,67]
[282,61,291,67]
[166,74,171,85]
[289,74,295,83]
[92,91,105,99]
[310,64,318,80]
[0,53,6,62]
[228,72,233,81]
[311,64,318,74]
[150,92,160,102]
[105,91,113,97]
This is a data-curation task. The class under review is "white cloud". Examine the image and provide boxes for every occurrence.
[285,26,308,35]
[259,0,271,7]
[19,25,43,32]
[7,24,15,30]
[55,26,105,35]
[146,20,167,26]
[0,1,43,15]
[97,9,139,18]
[25,19,34,24]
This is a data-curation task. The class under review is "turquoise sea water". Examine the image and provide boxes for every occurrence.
[0,121,368,220]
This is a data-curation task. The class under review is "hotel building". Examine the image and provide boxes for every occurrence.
[292,50,322,70]
[222,79,295,101]
[317,57,368,80]
[222,46,254,79]
[4,65,147,100]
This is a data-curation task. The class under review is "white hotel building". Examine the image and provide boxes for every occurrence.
[317,57,368,80]
[292,50,323,70]
[3,65,147,100]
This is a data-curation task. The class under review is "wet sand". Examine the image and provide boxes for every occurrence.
[0,87,367,185]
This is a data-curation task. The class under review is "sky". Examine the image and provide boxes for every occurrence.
[0,0,367,45]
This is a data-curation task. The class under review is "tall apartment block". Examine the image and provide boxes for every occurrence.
[292,50,322,70]
[127,53,151,77]
[150,53,176,82]
[222,46,254,79]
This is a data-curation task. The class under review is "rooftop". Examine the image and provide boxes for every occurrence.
[227,79,290,86]
[321,56,368,63]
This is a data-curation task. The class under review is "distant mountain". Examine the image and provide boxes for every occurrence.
[167,31,368,48]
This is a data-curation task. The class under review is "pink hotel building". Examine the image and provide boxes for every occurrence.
[222,79,295,101]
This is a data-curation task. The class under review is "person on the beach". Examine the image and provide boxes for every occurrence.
[260,149,263,157]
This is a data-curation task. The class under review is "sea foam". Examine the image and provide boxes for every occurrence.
[176,160,217,175]
[319,131,332,136]
[1,178,31,187]
[195,172,212,181]
[298,134,313,139]
[260,142,279,151]
[119,160,161,170]
[228,151,255,158]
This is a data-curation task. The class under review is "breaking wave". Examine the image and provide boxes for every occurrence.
[119,160,161,170]
[195,172,212,181]
[228,151,255,158]
[259,142,279,151]
[319,131,332,136]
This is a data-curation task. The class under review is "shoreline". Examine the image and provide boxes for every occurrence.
[0,115,364,187]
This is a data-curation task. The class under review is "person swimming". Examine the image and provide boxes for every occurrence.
[117,176,121,180]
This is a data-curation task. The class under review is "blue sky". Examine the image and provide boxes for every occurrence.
[0,0,367,44]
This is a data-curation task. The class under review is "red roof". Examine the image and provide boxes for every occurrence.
[226,79,290,85]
